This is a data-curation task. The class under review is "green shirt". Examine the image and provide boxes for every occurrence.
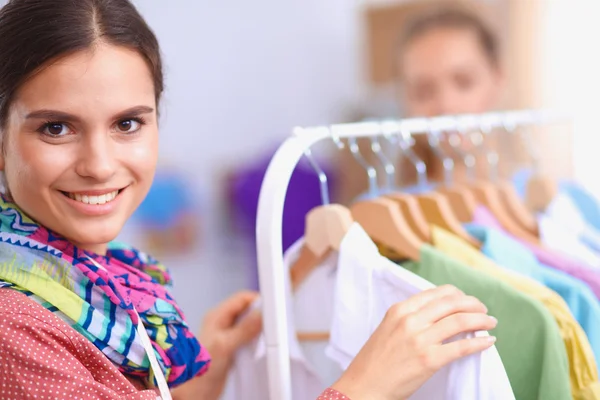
[399,245,571,400]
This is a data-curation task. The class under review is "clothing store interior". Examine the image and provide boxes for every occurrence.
[10,0,600,398]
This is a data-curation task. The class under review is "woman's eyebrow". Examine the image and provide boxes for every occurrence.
[25,105,155,122]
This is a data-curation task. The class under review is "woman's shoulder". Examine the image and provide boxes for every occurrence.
[0,287,49,315]
[0,288,157,399]
[0,288,84,349]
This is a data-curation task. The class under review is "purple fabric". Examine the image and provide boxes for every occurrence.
[227,149,338,288]
[472,206,600,300]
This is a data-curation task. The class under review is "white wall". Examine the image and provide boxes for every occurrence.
[130,0,367,326]
[539,0,600,196]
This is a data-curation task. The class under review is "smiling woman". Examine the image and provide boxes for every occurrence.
[0,1,499,399]
[0,0,263,399]
[3,46,159,253]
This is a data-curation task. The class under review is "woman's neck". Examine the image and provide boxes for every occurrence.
[72,241,108,255]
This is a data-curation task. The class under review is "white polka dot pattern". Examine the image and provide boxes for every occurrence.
[0,289,158,399]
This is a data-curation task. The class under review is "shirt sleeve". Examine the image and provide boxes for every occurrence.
[318,388,351,399]
[0,311,155,400]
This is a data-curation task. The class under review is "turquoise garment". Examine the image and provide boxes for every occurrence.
[466,224,600,362]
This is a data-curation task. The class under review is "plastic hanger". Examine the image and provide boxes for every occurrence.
[289,146,353,342]
[347,135,422,260]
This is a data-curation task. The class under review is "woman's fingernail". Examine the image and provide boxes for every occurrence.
[486,336,497,343]
[489,316,498,325]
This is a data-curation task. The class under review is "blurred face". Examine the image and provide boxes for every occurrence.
[0,44,159,254]
[399,27,503,117]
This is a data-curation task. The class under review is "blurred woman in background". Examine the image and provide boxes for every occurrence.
[396,6,505,184]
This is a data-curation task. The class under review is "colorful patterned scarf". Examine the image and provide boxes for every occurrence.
[0,197,210,387]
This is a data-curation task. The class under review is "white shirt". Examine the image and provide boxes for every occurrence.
[539,192,600,269]
[227,223,513,400]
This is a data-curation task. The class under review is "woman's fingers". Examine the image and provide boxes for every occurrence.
[385,285,466,322]
[430,336,498,371]
[416,294,488,326]
[422,312,498,345]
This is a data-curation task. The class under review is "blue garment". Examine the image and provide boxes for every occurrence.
[561,182,600,232]
[512,168,600,231]
[465,224,600,360]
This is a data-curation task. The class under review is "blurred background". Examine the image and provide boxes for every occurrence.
[100,0,600,330]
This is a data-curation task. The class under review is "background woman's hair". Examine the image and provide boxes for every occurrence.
[0,0,163,130]
[397,5,500,69]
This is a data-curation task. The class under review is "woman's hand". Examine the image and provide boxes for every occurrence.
[172,291,262,400]
[331,285,497,400]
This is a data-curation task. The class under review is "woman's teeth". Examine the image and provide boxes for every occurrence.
[67,190,119,205]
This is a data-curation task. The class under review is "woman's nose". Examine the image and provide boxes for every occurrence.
[74,133,117,182]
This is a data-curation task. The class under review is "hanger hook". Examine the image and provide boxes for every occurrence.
[427,119,454,186]
[370,122,396,191]
[478,116,499,182]
[346,135,378,198]
[303,146,330,205]
[514,122,540,174]
[397,126,428,188]
[447,117,476,182]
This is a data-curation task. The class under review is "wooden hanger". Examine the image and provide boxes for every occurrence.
[435,186,478,223]
[290,204,353,342]
[290,204,353,291]
[385,193,431,242]
[525,174,558,214]
[463,181,540,244]
[415,193,481,248]
[350,198,422,261]
[497,181,538,234]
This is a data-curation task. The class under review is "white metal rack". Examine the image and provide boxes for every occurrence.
[255,109,562,400]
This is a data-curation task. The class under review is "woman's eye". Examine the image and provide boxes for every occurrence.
[43,122,71,137]
[116,119,141,133]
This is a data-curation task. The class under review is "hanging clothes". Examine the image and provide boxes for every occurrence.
[379,243,572,400]
[512,169,600,232]
[229,240,342,400]
[431,226,600,400]
[230,223,513,400]
[325,225,513,400]
[539,192,600,260]
[464,223,600,357]
[472,206,600,300]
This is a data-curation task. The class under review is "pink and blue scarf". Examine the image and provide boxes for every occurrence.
[0,196,210,387]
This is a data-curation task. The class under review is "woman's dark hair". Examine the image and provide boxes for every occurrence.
[0,0,163,129]
[398,6,499,67]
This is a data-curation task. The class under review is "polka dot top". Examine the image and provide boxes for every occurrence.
[0,289,351,399]
[0,289,157,399]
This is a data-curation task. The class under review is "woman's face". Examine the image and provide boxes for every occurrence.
[0,44,159,254]
[399,27,503,117]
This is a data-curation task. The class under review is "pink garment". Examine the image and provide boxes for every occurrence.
[0,289,345,400]
[472,206,600,300]
[0,289,158,399]
[318,388,351,399]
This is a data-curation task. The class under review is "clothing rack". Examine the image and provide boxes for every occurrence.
[255,109,562,400]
